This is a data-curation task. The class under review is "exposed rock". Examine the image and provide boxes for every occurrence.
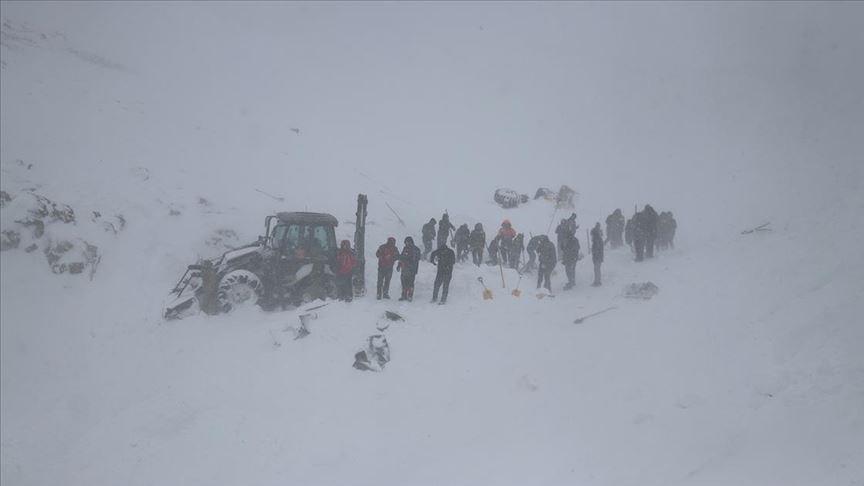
[0,190,11,207]
[28,194,75,223]
[43,239,100,277]
[15,218,45,238]
[1,229,21,250]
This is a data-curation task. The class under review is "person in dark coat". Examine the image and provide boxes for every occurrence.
[657,211,678,251]
[536,235,557,292]
[454,223,470,262]
[555,213,578,260]
[468,223,485,266]
[509,233,524,270]
[591,222,604,286]
[632,211,646,262]
[397,236,422,301]
[524,234,543,273]
[335,240,357,301]
[642,204,659,258]
[561,232,580,290]
[605,209,625,249]
[625,216,634,250]
[375,237,399,300]
[421,218,436,259]
[488,235,501,266]
[666,212,677,249]
[430,242,456,304]
[437,213,455,250]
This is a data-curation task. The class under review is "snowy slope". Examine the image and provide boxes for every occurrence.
[2,4,864,486]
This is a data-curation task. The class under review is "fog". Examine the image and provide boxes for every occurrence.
[4,2,862,226]
[2,2,863,485]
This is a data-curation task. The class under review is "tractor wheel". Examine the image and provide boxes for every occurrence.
[217,269,263,313]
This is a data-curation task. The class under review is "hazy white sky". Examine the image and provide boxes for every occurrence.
[3,1,862,225]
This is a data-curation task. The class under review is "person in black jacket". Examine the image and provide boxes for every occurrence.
[437,213,455,250]
[591,222,604,286]
[509,233,524,270]
[643,204,659,258]
[536,235,557,292]
[421,218,436,259]
[397,236,422,301]
[561,232,580,290]
[605,209,625,249]
[523,235,543,273]
[454,223,470,262]
[430,242,456,304]
[632,211,646,262]
[488,235,502,266]
[555,213,578,261]
[468,223,485,266]
[625,216,634,250]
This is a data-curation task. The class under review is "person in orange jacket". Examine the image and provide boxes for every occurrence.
[498,220,516,266]
[335,239,357,302]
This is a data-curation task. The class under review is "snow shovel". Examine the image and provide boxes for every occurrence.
[573,306,617,324]
[511,274,523,297]
[477,277,494,300]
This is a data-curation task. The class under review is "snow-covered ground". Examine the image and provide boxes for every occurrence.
[2,3,863,485]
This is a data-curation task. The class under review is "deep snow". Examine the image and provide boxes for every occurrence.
[2,3,863,485]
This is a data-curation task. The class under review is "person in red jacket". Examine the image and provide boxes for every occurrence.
[335,239,356,302]
[375,237,398,300]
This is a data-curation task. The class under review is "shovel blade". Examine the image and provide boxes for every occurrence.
[483,289,494,300]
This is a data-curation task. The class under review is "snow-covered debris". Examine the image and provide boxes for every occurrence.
[623,281,660,300]
[353,334,391,372]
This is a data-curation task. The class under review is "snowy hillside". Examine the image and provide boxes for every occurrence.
[2,3,863,486]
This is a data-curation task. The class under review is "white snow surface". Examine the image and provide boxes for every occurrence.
[2,3,864,485]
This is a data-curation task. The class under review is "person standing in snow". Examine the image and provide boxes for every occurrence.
[437,213,455,250]
[624,215,634,250]
[421,218,437,259]
[657,211,678,251]
[488,235,501,266]
[375,237,399,300]
[454,223,470,263]
[397,236,422,301]
[469,223,486,266]
[561,232,580,290]
[536,235,557,292]
[606,209,625,249]
[555,213,578,261]
[632,211,646,262]
[591,222,604,286]
[335,240,357,302]
[666,212,677,249]
[509,233,524,270]
[498,220,516,266]
[642,204,659,258]
[523,234,544,273]
[429,241,456,304]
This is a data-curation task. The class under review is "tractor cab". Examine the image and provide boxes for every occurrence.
[265,212,338,263]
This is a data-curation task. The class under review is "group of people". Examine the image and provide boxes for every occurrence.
[621,205,677,261]
[333,205,677,305]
